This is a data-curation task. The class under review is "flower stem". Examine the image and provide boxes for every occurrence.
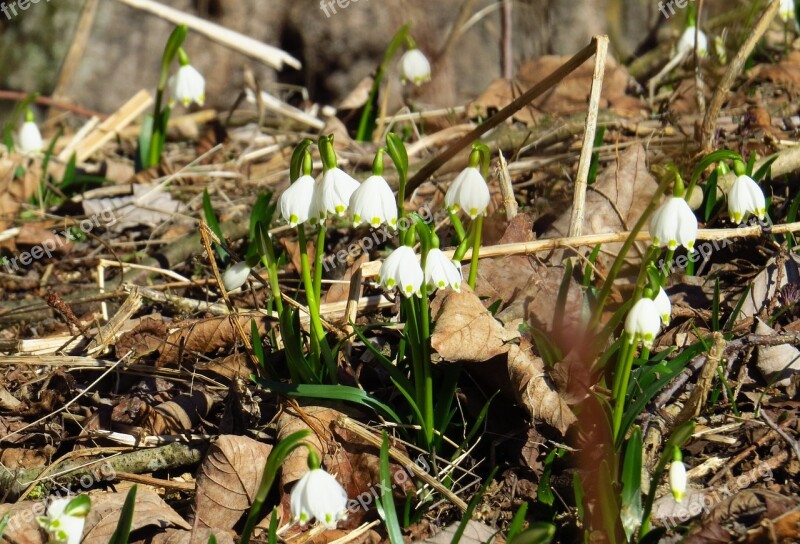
[260,239,284,314]
[314,226,326,303]
[297,227,326,376]
[612,336,637,443]
[468,215,484,289]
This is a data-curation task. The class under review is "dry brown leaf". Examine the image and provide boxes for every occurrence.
[324,253,368,304]
[192,435,272,531]
[0,156,38,233]
[543,143,658,272]
[82,487,190,542]
[424,520,498,543]
[507,343,576,435]
[751,51,800,87]
[0,501,46,544]
[737,254,800,321]
[755,319,800,386]
[149,527,235,544]
[430,288,518,362]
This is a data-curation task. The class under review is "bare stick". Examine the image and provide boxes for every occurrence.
[112,0,301,70]
[501,0,513,80]
[404,37,600,195]
[701,0,779,153]
[568,35,608,238]
[497,150,518,220]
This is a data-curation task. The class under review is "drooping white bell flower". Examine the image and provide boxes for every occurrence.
[311,167,360,220]
[378,246,423,298]
[17,110,43,154]
[169,64,206,107]
[727,174,766,224]
[677,26,708,57]
[37,496,90,544]
[654,288,672,326]
[424,249,462,292]
[290,468,349,529]
[649,197,698,252]
[445,167,491,219]
[624,298,662,348]
[279,175,316,227]
[780,0,795,22]
[399,48,431,86]
[222,261,251,292]
[669,459,688,502]
[349,175,398,228]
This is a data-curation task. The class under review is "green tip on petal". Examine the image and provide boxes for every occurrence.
[335,205,346,214]
[371,217,381,226]
[667,240,678,250]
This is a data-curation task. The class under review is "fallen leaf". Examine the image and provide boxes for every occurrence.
[149,527,235,544]
[82,184,184,233]
[430,288,518,362]
[755,319,800,386]
[192,435,272,532]
[507,343,576,435]
[424,520,498,544]
[737,254,800,321]
[0,500,46,544]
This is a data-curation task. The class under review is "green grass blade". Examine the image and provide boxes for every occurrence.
[108,485,137,544]
[377,432,405,544]
[451,466,499,544]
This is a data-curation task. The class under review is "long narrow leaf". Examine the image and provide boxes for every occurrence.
[108,485,137,544]
[377,432,404,544]
[451,467,499,544]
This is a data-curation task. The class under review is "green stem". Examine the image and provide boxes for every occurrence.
[297,227,324,372]
[314,226,326,303]
[405,298,431,449]
[448,209,466,243]
[468,215,484,289]
[260,252,284,314]
[612,336,637,443]
[418,254,434,449]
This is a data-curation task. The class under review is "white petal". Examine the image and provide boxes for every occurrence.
[17,121,43,154]
[222,262,251,291]
[169,65,206,107]
[302,469,348,529]
[280,175,316,226]
[349,175,397,228]
[399,49,431,85]
[649,197,697,251]
[314,168,360,219]
[677,27,708,57]
[669,461,687,502]
[290,471,313,524]
[45,498,86,544]
[624,298,662,347]
[654,288,672,325]
[425,249,462,292]
[379,246,423,297]
[728,175,766,223]
[445,167,490,218]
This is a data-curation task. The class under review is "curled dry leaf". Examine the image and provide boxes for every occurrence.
[507,343,576,435]
[755,319,800,386]
[192,435,273,532]
[82,487,191,542]
[430,288,518,363]
[738,254,800,322]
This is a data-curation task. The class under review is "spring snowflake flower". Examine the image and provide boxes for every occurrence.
[279,175,316,227]
[222,261,251,292]
[349,175,398,228]
[290,468,349,529]
[399,48,431,85]
[649,197,697,252]
[624,298,662,348]
[311,167,360,220]
[17,112,43,154]
[727,174,766,224]
[654,287,672,326]
[669,459,687,502]
[780,0,795,22]
[169,64,206,107]
[378,246,423,297]
[677,26,708,57]
[424,249,462,292]
[37,496,90,544]
[445,167,491,219]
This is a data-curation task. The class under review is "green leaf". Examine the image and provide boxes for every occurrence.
[451,466,499,544]
[377,432,404,544]
[508,522,555,544]
[689,149,742,200]
[289,139,314,182]
[268,507,279,544]
[506,502,528,541]
[240,430,311,544]
[108,485,137,544]
[207,534,217,544]
[752,156,777,182]
[64,495,91,517]
[159,25,188,90]
[202,189,228,262]
[703,169,719,222]
[620,427,643,540]
[278,306,317,384]
[537,448,565,506]
[138,114,154,171]
[386,132,409,181]
[0,514,8,538]
[598,460,620,544]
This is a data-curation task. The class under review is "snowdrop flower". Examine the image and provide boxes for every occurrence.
[445,167,491,219]
[290,468,348,529]
[399,48,431,85]
[37,496,90,544]
[649,197,698,252]
[349,175,397,228]
[654,287,672,326]
[378,246,423,297]
[669,458,687,502]
[17,109,43,154]
[222,261,251,291]
[780,0,795,22]
[280,174,316,227]
[311,167,360,220]
[677,26,708,57]
[169,50,205,107]
[624,298,662,348]
[728,174,766,224]
[424,249,462,292]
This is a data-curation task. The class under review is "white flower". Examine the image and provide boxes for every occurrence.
[649,197,698,252]
[399,48,431,85]
[311,167,360,220]
[222,261,251,291]
[17,120,43,154]
[654,288,672,326]
[169,64,206,107]
[37,496,89,544]
[624,298,662,347]
[349,175,397,228]
[424,249,462,292]
[728,174,766,224]
[290,468,348,529]
[780,0,795,22]
[669,460,687,502]
[279,175,316,227]
[445,167,491,219]
[378,246,423,297]
[677,26,708,57]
